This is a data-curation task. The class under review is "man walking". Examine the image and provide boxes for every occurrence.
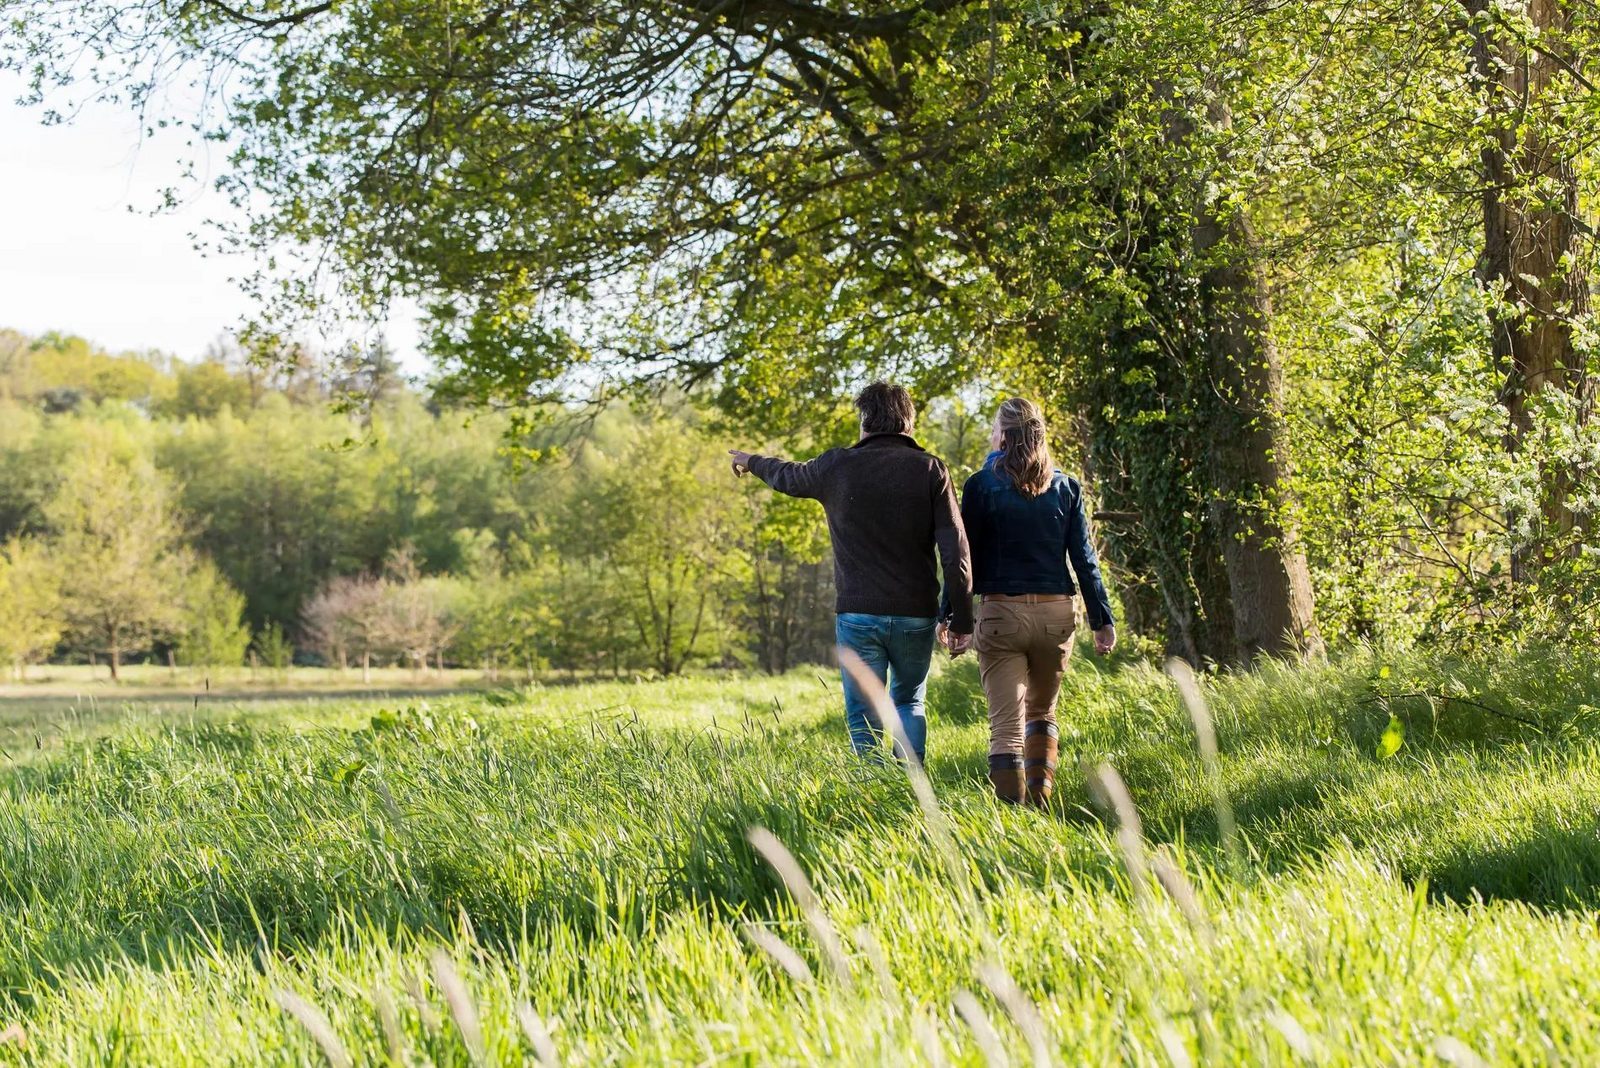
[729,382,974,763]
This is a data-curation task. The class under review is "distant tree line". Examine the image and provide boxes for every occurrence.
[0,330,884,678]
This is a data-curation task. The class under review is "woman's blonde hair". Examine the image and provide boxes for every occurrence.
[994,398,1053,497]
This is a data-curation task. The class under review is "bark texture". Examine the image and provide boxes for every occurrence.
[1194,210,1323,659]
[1468,0,1594,570]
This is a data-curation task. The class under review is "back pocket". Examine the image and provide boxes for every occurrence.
[976,607,1020,652]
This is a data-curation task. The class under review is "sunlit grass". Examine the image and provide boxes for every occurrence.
[1,648,1598,1064]
[1,662,500,694]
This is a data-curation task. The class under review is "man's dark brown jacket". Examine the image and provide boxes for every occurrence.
[747,433,975,634]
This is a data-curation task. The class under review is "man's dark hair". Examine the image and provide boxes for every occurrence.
[854,381,916,435]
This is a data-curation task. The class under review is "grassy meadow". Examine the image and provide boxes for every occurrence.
[2,646,1599,1065]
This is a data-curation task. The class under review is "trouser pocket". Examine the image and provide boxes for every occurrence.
[1041,599,1077,646]
[974,602,1022,655]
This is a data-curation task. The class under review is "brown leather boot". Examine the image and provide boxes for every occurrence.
[1023,720,1059,807]
[987,754,1025,804]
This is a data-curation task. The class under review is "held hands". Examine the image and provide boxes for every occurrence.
[936,622,973,658]
[1093,624,1117,656]
[728,449,754,477]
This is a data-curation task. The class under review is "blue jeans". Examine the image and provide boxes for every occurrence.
[835,613,937,762]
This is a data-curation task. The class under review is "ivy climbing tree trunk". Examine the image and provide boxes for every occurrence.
[1075,314,1241,667]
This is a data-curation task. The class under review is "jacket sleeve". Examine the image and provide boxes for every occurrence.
[747,450,833,500]
[1065,479,1115,630]
[933,463,975,634]
[939,473,980,625]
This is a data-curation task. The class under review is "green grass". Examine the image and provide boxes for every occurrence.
[2,647,1599,1064]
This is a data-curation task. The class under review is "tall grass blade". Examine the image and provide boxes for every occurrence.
[1263,1010,1316,1061]
[272,989,352,1068]
[373,985,405,1063]
[912,1010,950,1068]
[977,963,1054,1068]
[404,970,442,1033]
[953,989,1010,1068]
[852,925,897,1002]
[836,648,983,921]
[1150,847,1213,946]
[745,826,853,989]
[1156,1021,1193,1068]
[430,948,486,1065]
[518,1003,561,1066]
[839,646,1051,1058]
[1085,763,1150,903]
[1166,658,1243,873]
[1434,1036,1491,1068]
[740,920,816,985]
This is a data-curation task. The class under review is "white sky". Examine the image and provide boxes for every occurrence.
[0,72,423,369]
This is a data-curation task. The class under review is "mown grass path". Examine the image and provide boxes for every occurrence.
[1,649,1598,1064]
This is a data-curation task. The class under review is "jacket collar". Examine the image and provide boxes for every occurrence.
[850,432,926,451]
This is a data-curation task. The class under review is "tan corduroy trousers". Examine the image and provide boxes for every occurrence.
[975,595,1075,805]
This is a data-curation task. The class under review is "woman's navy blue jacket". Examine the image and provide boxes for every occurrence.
[942,452,1115,630]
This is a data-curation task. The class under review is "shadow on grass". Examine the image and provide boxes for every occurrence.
[1422,817,1600,909]
[1098,733,1600,912]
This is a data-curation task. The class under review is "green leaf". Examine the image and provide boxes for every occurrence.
[1376,716,1405,759]
[1377,665,1392,680]
[333,759,367,786]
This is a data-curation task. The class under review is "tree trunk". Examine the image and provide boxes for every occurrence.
[1467,0,1593,574]
[994,81,1318,665]
[361,650,371,684]
[1193,209,1323,659]
[109,645,121,682]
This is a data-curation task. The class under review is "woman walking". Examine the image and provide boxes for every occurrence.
[940,398,1116,806]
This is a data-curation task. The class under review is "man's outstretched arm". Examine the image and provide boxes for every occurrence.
[728,448,834,500]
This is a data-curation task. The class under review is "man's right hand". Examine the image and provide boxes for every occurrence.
[938,622,973,657]
[728,449,754,477]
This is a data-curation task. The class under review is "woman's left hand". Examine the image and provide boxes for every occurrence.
[1093,625,1116,656]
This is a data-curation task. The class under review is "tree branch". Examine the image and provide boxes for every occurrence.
[188,0,337,30]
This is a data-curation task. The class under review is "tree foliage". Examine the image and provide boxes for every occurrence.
[0,537,62,676]
[5,0,1600,660]
[0,333,837,675]
[44,437,190,678]
[175,557,252,668]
